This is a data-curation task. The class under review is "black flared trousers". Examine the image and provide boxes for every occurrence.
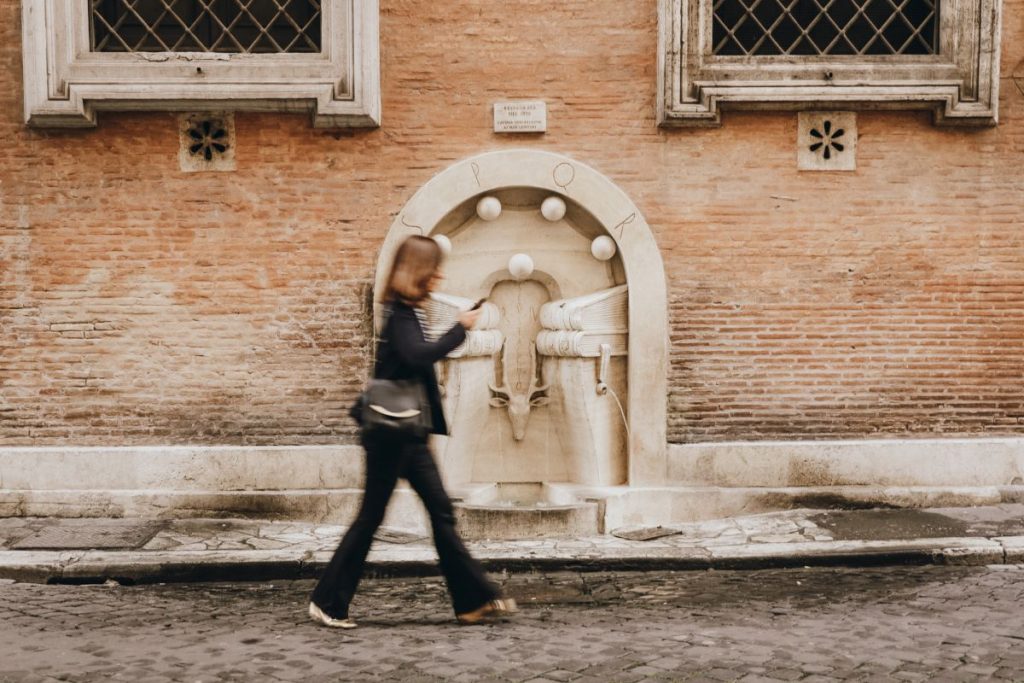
[311,432,499,618]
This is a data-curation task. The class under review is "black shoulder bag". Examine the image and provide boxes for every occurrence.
[353,305,432,440]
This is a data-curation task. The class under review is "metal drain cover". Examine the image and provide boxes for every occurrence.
[10,522,163,550]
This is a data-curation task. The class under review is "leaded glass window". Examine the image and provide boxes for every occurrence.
[90,0,322,53]
[712,0,939,56]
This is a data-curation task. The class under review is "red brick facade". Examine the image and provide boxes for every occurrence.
[1,1,1022,446]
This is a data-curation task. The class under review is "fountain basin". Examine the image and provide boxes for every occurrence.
[459,482,581,507]
[452,483,600,539]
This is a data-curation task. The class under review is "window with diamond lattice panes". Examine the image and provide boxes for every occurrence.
[24,0,379,128]
[712,0,938,56]
[658,0,998,126]
[90,0,322,53]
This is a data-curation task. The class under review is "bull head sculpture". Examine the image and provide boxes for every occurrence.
[489,346,549,441]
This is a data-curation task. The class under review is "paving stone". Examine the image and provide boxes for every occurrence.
[646,657,683,670]
[800,664,836,674]
[750,534,804,544]
[169,542,211,551]
[625,665,662,675]
[768,667,812,680]
[243,537,291,550]
[957,664,1000,676]
[10,522,162,550]
[140,535,181,551]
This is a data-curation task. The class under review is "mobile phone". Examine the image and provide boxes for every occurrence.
[470,298,487,310]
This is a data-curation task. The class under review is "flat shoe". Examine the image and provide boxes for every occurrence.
[456,598,518,625]
[308,602,358,629]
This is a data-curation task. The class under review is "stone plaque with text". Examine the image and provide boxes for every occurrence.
[493,101,546,133]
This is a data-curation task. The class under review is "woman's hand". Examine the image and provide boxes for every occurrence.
[457,308,482,330]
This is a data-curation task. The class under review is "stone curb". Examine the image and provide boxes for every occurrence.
[0,536,1019,584]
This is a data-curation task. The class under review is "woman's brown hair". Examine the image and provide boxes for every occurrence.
[382,235,443,305]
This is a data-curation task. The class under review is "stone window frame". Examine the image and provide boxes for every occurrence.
[657,0,1002,127]
[21,0,380,129]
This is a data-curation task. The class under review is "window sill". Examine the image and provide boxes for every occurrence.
[21,0,380,129]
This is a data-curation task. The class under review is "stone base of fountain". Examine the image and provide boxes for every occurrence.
[451,483,601,539]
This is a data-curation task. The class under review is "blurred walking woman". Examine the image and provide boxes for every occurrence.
[309,235,516,628]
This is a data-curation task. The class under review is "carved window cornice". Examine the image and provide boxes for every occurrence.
[21,0,380,129]
[657,0,1002,127]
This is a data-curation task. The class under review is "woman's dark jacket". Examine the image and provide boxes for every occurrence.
[351,300,467,436]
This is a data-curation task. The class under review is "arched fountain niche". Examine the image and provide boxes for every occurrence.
[373,150,667,536]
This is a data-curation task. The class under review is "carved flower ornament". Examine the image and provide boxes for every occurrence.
[188,120,229,161]
[809,120,845,160]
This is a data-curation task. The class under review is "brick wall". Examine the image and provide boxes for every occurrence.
[1,0,1022,446]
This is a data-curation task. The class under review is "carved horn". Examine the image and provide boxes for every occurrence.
[527,345,549,397]
[488,343,510,398]
[489,344,511,405]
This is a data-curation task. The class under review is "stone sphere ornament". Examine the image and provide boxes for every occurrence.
[476,196,502,222]
[591,235,617,261]
[432,234,452,256]
[540,196,567,222]
[508,253,535,281]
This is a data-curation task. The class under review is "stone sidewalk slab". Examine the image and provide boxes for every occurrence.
[1,505,1023,583]
[995,535,1024,563]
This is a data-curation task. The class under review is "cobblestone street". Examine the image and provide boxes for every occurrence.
[2,566,1024,682]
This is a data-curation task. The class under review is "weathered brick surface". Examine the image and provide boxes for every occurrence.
[1,0,1023,445]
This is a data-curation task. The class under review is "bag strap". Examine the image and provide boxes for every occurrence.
[371,302,394,377]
